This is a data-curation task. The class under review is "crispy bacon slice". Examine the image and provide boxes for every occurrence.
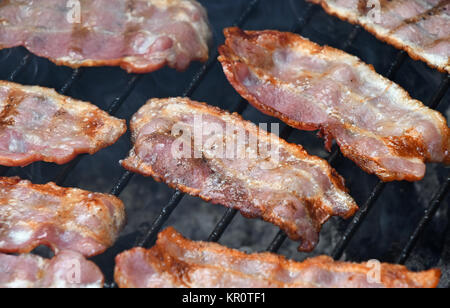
[121,98,358,252]
[0,250,104,288]
[0,177,126,257]
[308,0,450,73]
[218,28,450,182]
[0,0,211,73]
[114,227,441,288]
[0,81,127,167]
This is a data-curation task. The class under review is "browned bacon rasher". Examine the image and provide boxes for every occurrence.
[0,177,126,257]
[0,81,127,167]
[0,0,211,73]
[121,98,358,252]
[308,0,449,73]
[0,250,104,288]
[219,27,450,182]
[114,227,441,288]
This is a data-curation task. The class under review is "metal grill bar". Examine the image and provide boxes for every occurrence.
[341,26,361,51]
[136,190,184,247]
[107,75,143,114]
[110,170,134,196]
[8,54,31,82]
[267,230,288,252]
[59,68,83,95]
[332,181,386,259]
[397,176,450,265]
[208,208,238,242]
[385,51,407,79]
[429,74,449,109]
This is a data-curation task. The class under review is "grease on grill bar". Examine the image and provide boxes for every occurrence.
[115,227,441,288]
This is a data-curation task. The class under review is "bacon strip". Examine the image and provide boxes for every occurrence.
[0,81,127,167]
[121,98,358,252]
[218,27,450,182]
[114,227,441,288]
[308,0,450,73]
[0,251,104,288]
[0,177,126,257]
[0,0,211,73]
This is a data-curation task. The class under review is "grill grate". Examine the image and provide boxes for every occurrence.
[204,3,450,261]
[1,0,449,287]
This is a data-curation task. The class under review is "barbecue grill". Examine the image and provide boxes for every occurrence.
[0,0,448,288]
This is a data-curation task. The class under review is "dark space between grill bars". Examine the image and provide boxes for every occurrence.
[0,0,449,288]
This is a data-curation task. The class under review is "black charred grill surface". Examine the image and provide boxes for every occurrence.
[0,0,448,287]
